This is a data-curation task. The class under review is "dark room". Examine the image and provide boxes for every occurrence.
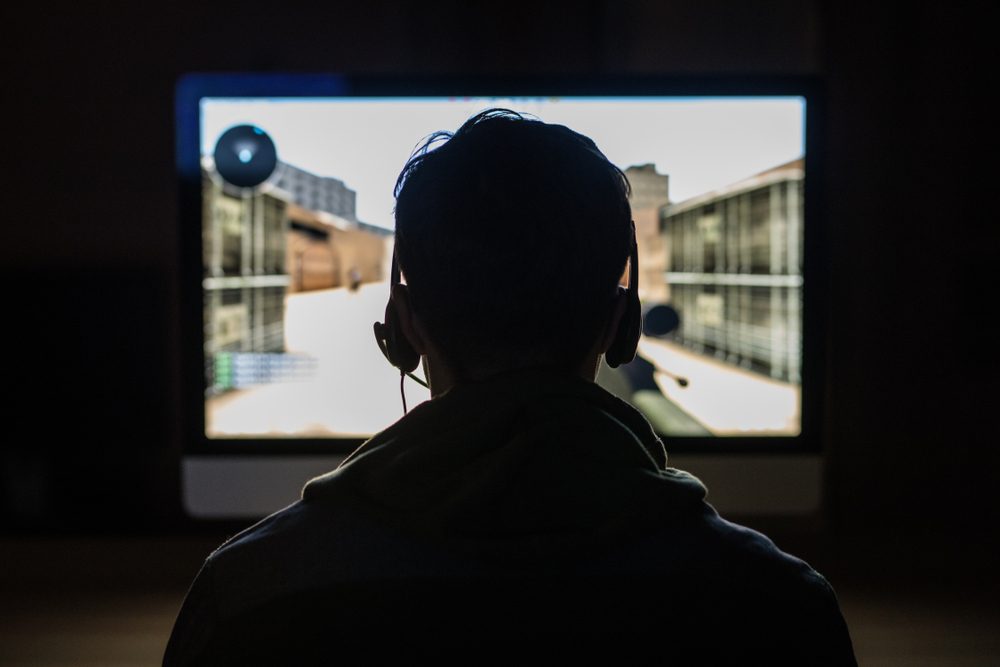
[2,1,996,664]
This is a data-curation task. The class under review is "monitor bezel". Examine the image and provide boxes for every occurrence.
[177,73,827,458]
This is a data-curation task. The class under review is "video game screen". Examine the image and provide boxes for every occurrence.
[196,93,806,440]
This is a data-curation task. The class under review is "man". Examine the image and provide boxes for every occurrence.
[165,109,856,665]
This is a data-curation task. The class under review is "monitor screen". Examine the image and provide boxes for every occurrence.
[178,75,820,452]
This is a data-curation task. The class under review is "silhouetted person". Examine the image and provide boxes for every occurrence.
[165,110,856,665]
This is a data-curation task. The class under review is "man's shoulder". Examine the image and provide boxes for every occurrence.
[595,491,840,615]
[206,495,376,571]
[619,509,855,663]
[202,490,474,608]
[210,500,309,558]
[693,510,836,599]
[203,495,399,607]
[692,512,853,650]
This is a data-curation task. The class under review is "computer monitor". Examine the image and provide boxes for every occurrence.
[176,74,826,519]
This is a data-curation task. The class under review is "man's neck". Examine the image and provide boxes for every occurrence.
[423,351,603,398]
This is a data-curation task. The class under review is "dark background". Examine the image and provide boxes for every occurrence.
[2,0,996,595]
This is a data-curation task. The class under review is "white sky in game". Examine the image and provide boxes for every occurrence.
[202,97,804,231]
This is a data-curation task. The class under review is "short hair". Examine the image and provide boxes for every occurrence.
[393,108,632,376]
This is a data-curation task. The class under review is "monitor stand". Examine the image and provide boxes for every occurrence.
[182,453,821,520]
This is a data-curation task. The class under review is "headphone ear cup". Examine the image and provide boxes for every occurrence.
[605,288,641,369]
[378,303,421,374]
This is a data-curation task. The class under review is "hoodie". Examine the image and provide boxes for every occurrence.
[164,370,856,665]
[302,369,707,561]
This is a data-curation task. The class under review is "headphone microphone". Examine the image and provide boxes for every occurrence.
[374,253,428,411]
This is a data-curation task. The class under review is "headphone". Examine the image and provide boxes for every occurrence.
[373,254,425,385]
[374,221,641,383]
[605,220,641,368]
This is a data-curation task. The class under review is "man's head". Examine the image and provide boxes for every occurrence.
[390,108,633,384]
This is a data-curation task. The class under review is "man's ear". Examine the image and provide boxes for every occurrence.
[390,283,429,355]
[599,287,630,354]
